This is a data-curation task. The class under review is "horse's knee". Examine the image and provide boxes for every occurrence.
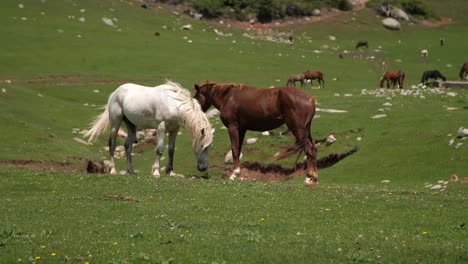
[156,145,164,155]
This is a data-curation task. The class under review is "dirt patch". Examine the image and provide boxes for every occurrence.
[0,143,357,182]
[221,146,358,182]
[0,158,106,174]
[0,75,164,86]
[419,17,454,28]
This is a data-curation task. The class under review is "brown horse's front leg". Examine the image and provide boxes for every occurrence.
[227,126,245,180]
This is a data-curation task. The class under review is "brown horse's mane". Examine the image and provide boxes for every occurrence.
[212,83,249,90]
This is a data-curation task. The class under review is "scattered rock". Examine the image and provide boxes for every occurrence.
[205,109,220,119]
[102,17,116,27]
[326,134,336,145]
[371,114,387,119]
[317,108,348,113]
[181,24,192,30]
[382,18,400,30]
[457,128,468,138]
[73,137,89,146]
[246,137,258,144]
[225,150,243,164]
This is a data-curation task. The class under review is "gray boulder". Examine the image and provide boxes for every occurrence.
[392,7,409,21]
[382,18,400,30]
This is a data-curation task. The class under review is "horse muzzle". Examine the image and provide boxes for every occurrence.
[197,164,208,172]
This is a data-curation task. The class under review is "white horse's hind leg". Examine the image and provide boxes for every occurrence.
[123,117,137,175]
[108,126,119,175]
[151,122,165,178]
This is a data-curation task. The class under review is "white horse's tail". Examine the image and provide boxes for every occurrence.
[84,105,110,142]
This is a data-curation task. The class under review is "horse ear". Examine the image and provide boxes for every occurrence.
[194,84,200,91]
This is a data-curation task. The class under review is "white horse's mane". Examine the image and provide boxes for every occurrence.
[164,80,213,151]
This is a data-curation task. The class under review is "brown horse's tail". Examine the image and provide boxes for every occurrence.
[274,98,315,161]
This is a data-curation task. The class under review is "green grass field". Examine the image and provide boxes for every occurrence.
[0,0,467,263]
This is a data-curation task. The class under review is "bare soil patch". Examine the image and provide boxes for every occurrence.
[0,158,106,174]
[0,75,164,86]
[226,146,358,182]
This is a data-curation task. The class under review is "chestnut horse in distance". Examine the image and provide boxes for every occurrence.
[303,71,325,88]
[194,82,319,186]
[380,70,405,89]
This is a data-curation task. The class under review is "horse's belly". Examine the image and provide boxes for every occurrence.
[243,118,283,131]
[124,111,158,129]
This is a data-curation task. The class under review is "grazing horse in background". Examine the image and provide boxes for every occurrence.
[420,70,446,85]
[459,62,468,80]
[380,70,405,89]
[355,41,368,49]
[84,81,213,177]
[194,82,319,187]
[303,71,325,88]
[286,73,305,87]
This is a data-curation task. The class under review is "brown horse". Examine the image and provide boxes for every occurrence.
[459,62,468,80]
[303,71,325,88]
[380,70,405,89]
[286,73,305,87]
[194,81,319,186]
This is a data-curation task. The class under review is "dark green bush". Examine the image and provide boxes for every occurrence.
[400,0,432,18]
[192,0,224,18]
[327,0,352,11]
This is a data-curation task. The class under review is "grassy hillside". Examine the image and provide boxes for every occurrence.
[0,0,467,262]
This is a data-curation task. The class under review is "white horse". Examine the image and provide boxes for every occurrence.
[84,81,213,177]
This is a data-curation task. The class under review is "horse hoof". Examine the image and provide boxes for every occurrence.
[110,168,117,175]
[304,182,319,188]
[229,174,238,181]
[152,174,161,179]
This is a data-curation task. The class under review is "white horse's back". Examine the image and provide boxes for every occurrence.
[110,82,185,129]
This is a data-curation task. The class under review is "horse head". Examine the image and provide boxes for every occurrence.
[194,81,216,112]
[193,127,212,172]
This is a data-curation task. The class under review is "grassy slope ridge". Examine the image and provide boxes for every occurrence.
[0,0,467,262]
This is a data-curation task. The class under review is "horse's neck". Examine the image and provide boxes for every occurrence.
[209,85,232,110]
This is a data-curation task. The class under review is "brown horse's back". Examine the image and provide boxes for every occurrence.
[215,85,314,131]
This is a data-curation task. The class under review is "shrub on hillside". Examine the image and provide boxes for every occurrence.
[366,0,436,19]
[192,0,224,18]
[327,0,353,11]
[400,0,434,19]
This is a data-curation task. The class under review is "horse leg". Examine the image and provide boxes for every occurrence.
[165,128,180,177]
[107,113,123,175]
[286,121,318,186]
[123,117,137,175]
[151,122,166,178]
[228,126,245,180]
[304,133,318,186]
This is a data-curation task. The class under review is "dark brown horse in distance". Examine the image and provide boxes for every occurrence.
[303,71,325,88]
[194,82,319,187]
[355,41,368,49]
[459,62,468,80]
[286,73,305,87]
[380,70,405,88]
